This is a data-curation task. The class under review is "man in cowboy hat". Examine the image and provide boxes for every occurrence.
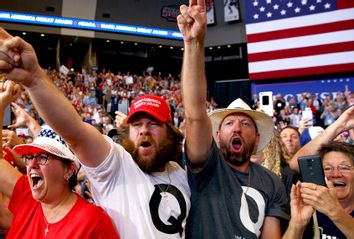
[177,0,288,238]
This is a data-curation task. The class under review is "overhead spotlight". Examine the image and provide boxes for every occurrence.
[134,42,138,46]
[106,40,110,43]
[227,45,231,48]
[120,41,124,44]
[41,34,45,37]
[170,46,174,49]
[181,47,184,51]
[217,46,221,49]
[22,32,26,35]
[69,43,73,46]
[209,47,213,50]
[159,45,163,48]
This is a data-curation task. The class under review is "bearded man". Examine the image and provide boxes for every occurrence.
[177,0,288,238]
[0,27,190,239]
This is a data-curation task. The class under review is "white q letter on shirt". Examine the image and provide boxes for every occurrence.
[240,186,265,237]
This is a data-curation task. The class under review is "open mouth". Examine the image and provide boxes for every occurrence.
[30,173,44,189]
[333,182,346,188]
[140,141,152,148]
[232,138,242,150]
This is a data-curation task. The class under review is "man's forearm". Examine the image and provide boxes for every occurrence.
[24,68,84,143]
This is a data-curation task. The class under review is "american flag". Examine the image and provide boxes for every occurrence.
[245,0,354,80]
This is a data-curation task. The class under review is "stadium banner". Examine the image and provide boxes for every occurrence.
[251,76,353,101]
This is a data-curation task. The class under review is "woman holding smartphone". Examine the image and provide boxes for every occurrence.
[284,142,354,239]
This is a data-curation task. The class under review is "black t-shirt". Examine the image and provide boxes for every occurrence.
[186,141,289,239]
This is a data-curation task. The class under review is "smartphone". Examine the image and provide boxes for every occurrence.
[2,106,11,128]
[259,91,273,117]
[302,107,313,119]
[298,155,326,186]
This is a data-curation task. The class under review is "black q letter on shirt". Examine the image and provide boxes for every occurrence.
[149,184,187,236]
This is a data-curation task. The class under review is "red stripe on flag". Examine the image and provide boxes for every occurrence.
[337,0,354,9]
[247,19,354,43]
[248,41,354,62]
[249,63,354,80]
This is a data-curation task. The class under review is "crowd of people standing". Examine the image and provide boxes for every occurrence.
[0,0,353,238]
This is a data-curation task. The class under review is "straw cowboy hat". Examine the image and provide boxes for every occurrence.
[208,98,274,154]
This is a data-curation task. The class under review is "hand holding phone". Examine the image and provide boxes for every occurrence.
[259,91,273,117]
[301,107,313,127]
[298,155,326,186]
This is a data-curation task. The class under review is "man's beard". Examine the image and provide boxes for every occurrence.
[219,139,255,167]
[121,135,177,173]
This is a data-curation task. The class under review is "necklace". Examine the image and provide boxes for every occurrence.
[151,164,172,198]
[43,215,49,237]
[243,167,252,195]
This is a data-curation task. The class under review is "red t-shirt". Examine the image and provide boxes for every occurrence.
[7,176,119,239]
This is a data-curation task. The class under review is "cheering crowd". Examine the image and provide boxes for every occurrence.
[0,0,353,238]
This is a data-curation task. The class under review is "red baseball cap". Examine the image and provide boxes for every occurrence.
[126,94,172,123]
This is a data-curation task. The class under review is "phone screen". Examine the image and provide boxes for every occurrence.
[302,108,313,119]
[2,106,11,128]
[262,95,269,105]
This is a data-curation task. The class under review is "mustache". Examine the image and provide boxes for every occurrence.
[136,135,156,147]
[230,133,244,143]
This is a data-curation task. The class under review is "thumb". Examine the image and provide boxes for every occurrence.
[325,177,334,188]
[325,178,337,197]
[7,123,20,130]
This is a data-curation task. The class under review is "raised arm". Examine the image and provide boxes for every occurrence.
[0,27,109,167]
[178,0,212,167]
[289,105,354,172]
[8,102,41,138]
[0,80,22,198]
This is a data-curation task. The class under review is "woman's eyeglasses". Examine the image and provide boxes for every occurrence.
[323,164,354,174]
[22,153,51,166]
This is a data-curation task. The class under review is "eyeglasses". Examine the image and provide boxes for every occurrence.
[22,153,51,166]
[323,164,354,174]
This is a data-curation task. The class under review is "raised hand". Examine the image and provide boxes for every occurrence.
[1,129,24,149]
[8,103,31,129]
[290,182,314,226]
[177,0,207,44]
[0,27,42,87]
[300,181,341,217]
[115,111,127,128]
[334,105,354,133]
[0,80,21,111]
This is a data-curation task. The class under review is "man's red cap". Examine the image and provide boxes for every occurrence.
[126,94,172,123]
